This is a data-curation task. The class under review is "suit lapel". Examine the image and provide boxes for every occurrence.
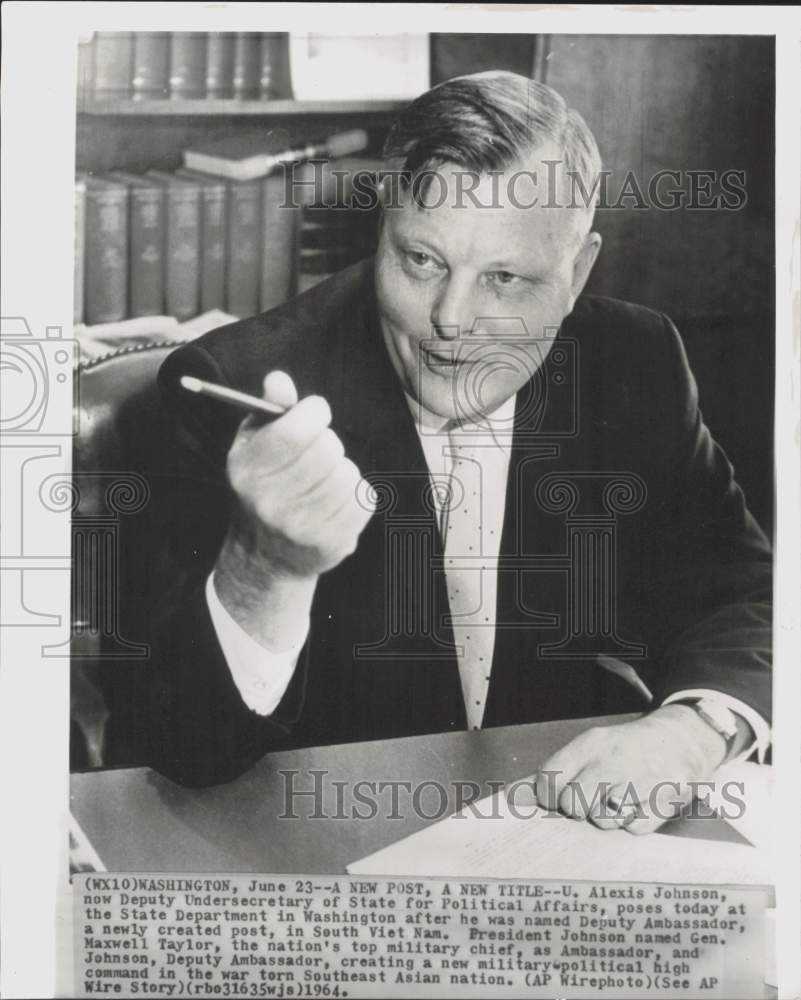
[325,276,465,725]
[485,330,582,725]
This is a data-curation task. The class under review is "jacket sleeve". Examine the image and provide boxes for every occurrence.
[641,314,772,723]
[119,341,311,787]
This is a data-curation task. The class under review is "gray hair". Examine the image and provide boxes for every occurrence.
[382,71,602,224]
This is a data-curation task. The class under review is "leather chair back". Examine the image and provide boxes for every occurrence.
[71,340,185,768]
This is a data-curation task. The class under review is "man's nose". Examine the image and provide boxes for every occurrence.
[430,275,473,340]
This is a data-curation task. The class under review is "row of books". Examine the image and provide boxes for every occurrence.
[78,32,291,103]
[74,161,381,326]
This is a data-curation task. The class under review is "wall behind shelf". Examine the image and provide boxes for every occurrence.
[544,34,775,535]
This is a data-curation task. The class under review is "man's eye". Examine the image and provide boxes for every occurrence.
[406,251,439,270]
[488,270,520,286]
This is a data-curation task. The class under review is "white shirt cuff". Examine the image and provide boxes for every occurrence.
[662,689,771,764]
[205,573,307,716]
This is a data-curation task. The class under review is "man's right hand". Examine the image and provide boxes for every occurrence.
[212,371,373,652]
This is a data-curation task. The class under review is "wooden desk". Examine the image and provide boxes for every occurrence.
[71,714,748,873]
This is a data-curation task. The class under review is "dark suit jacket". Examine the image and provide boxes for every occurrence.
[111,259,772,787]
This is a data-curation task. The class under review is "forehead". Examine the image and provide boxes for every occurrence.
[385,155,584,267]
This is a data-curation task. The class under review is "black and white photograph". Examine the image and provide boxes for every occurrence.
[1,4,799,999]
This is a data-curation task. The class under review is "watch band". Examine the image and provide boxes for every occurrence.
[692,698,740,749]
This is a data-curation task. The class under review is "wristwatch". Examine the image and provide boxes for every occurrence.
[689,698,740,753]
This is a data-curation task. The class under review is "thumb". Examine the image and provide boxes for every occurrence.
[262,370,298,409]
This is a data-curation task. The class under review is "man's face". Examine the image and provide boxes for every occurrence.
[374,152,600,425]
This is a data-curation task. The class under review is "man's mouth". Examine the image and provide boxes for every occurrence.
[421,346,465,368]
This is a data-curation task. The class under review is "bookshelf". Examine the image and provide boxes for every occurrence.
[76,103,397,175]
[74,31,541,330]
[78,99,408,116]
[75,98,396,328]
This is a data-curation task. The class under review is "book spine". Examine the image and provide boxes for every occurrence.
[260,32,291,99]
[74,178,86,324]
[92,32,133,100]
[205,32,235,99]
[132,32,170,100]
[85,184,128,324]
[260,174,296,311]
[295,204,358,295]
[77,35,95,105]
[198,180,228,312]
[232,32,261,99]
[163,183,201,320]
[169,33,207,99]
[226,180,262,317]
[127,185,165,316]
[258,33,279,100]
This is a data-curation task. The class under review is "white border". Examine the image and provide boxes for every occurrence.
[1,4,799,998]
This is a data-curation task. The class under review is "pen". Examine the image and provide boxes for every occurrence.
[179,375,287,421]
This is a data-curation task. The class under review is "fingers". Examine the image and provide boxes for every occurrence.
[263,370,298,409]
[231,394,333,479]
[620,780,694,836]
[283,458,361,530]
[527,720,702,834]
[225,379,373,577]
[276,429,346,499]
[533,729,599,813]
[557,766,616,825]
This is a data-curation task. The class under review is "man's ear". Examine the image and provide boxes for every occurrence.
[568,231,602,310]
[375,177,391,235]
[377,175,398,210]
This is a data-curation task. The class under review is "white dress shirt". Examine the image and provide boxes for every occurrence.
[205,392,769,761]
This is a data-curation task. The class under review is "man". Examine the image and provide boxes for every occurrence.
[131,73,771,832]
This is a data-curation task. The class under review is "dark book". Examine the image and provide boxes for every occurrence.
[84,177,128,324]
[92,32,133,101]
[108,172,166,317]
[260,173,297,311]
[146,172,201,320]
[225,177,263,317]
[169,32,207,99]
[175,168,228,313]
[205,32,236,99]
[74,176,87,324]
[294,204,349,295]
[293,167,381,296]
[258,33,291,100]
[132,32,169,100]
[232,32,261,99]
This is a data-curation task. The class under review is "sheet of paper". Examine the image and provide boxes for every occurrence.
[707,760,773,850]
[348,768,773,886]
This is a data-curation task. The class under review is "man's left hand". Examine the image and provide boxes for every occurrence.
[529,704,729,834]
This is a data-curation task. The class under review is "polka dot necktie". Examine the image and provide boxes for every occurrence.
[441,425,507,730]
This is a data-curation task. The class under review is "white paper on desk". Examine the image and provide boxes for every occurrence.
[348,779,773,886]
[706,760,773,850]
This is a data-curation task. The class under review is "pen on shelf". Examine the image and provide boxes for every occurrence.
[179,376,287,421]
